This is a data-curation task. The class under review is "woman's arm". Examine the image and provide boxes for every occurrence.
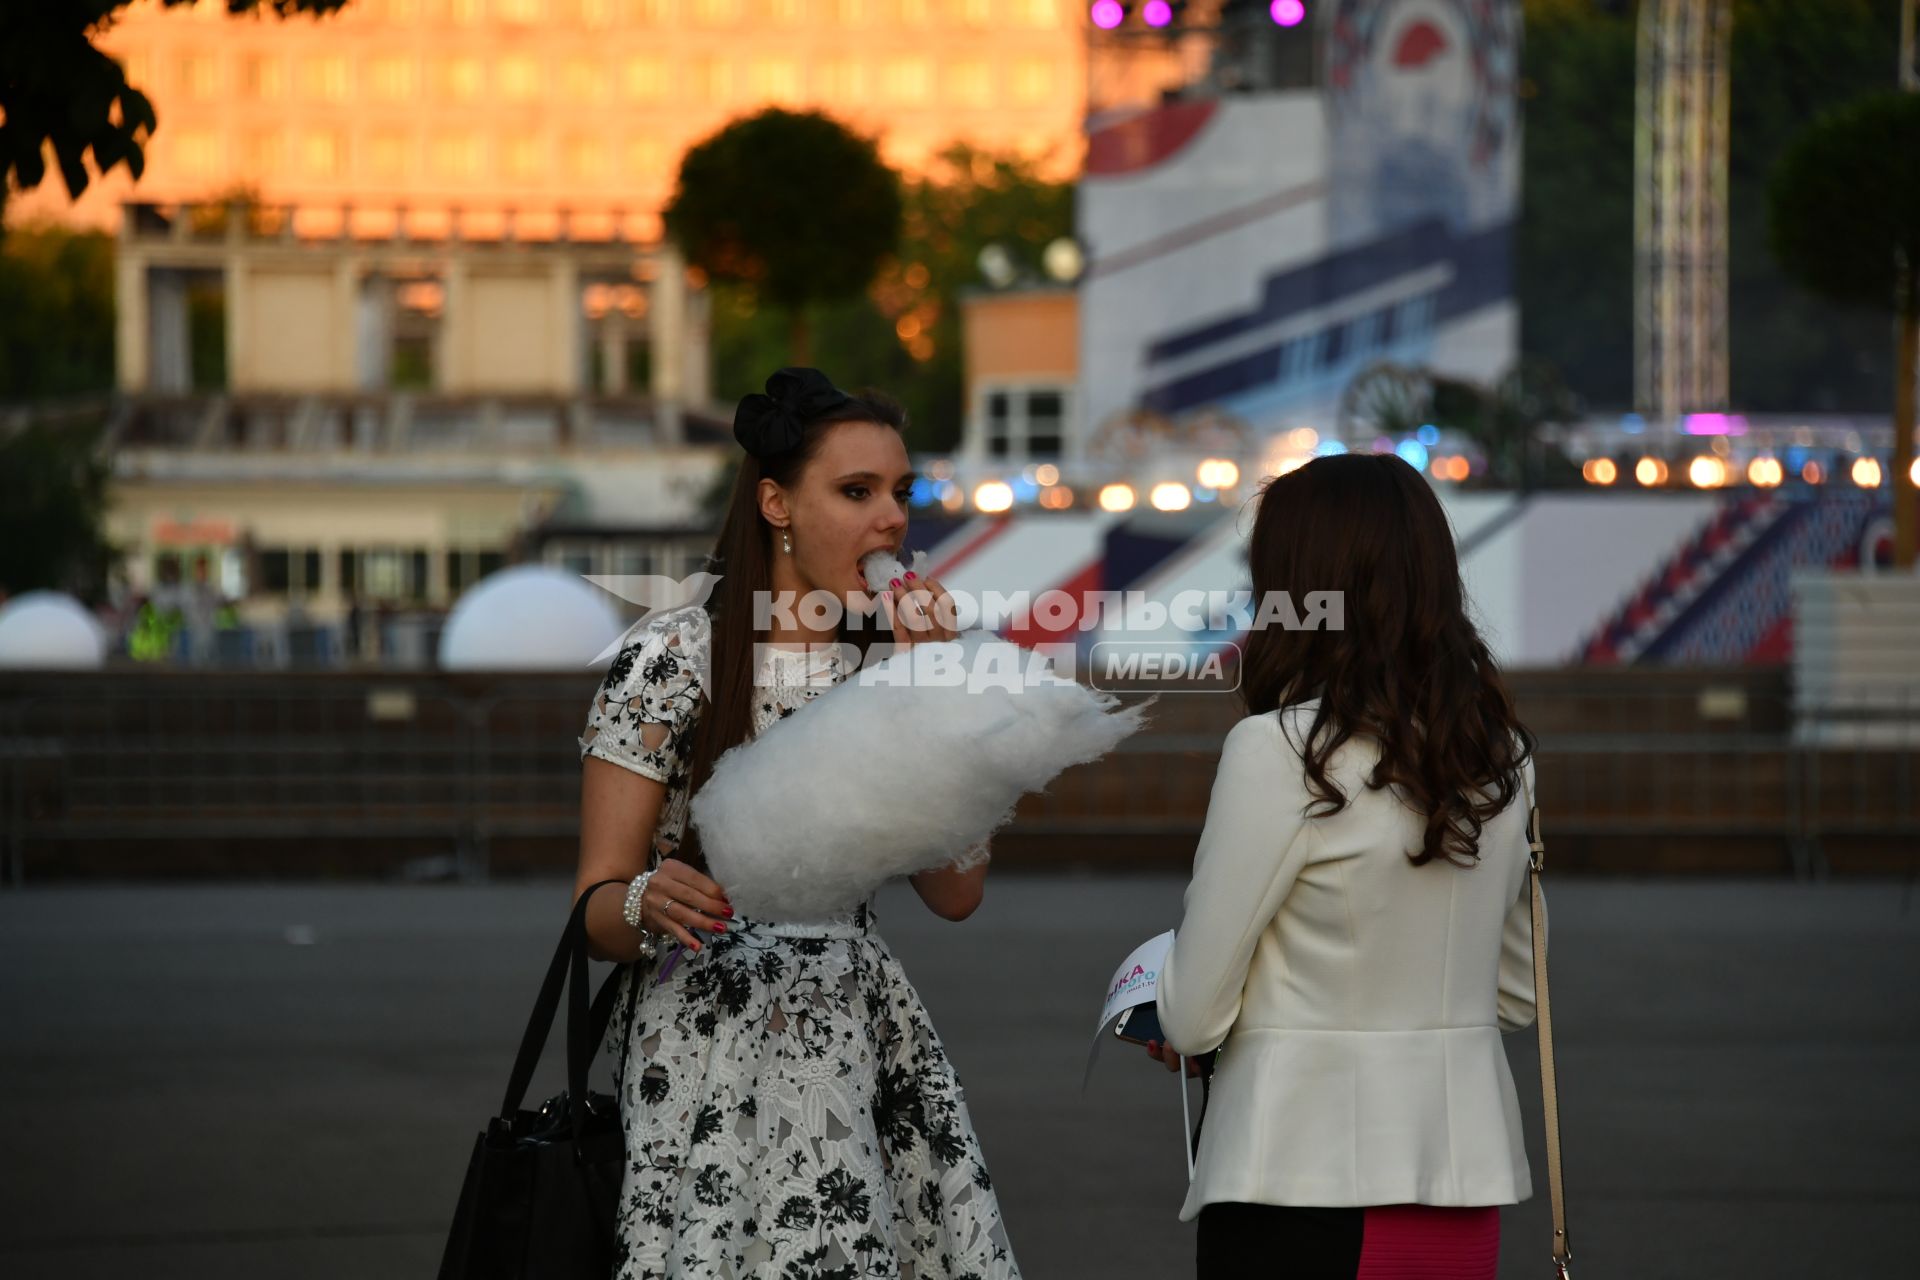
[1157,715,1316,1056]
[911,853,989,921]
[575,757,670,962]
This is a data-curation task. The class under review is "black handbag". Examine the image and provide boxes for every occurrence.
[437,878,642,1280]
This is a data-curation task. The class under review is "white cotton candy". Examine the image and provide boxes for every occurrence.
[858,547,929,594]
[690,630,1151,921]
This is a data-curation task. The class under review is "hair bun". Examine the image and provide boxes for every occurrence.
[732,367,854,459]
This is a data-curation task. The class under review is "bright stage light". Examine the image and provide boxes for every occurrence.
[1142,0,1172,25]
[1688,456,1728,489]
[1271,0,1305,26]
[1149,482,1192,512]
[974,481,1014,513]
[1090,0,1125,28]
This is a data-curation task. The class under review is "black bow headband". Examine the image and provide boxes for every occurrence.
[732,367,854,459]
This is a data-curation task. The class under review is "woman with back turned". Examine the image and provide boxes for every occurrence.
[1147,453,1541,1279]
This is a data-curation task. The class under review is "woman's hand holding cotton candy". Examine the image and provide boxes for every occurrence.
[639,858,733,953]
[881,574,957,646]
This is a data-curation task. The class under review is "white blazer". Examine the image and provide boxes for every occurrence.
[1157,702,1540,1220]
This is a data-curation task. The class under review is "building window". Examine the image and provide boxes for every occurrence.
[256,547,325,596]
[688,57,732,103]
[368,55,418,102]
[748,58,803,103]
[359,547,431,602]
[624,57,671,100]
[368,129,411,180]
[948,60,992,108]
[304,56,352,103]
[240,129,284,178]
[447,548,509,595]
[562,58,610,104]
[503,132,548,180]
[564,134,610,182]
[498,56,544,103]
[176,130,222,178]
[179,53,221,101]
[1027,390,1064,455]
[240,54,285,100]
[430,132,485,181]
[982,386,1068,459]
[259,549,291,594]
[302,129,347,179]
[1010,58,1051,103]
[435,56,485,102]
[814,60,868,103]
[625,137,667,179]
[880,57,932,105]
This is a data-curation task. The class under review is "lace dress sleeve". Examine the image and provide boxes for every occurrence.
[578,608,709,783]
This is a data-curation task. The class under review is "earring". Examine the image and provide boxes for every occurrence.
[781,528,793,555]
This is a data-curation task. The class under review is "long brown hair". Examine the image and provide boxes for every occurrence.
[1239,453,1533,867]
[676,388,908,869]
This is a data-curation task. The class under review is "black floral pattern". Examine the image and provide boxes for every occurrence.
[586,605,1020,1279]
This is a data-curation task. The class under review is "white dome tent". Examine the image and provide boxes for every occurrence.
[0,591,110,669]
[437,565,626,671]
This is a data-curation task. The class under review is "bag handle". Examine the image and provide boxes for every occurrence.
[499,878,627,1130]
[1522,766,1573,1279]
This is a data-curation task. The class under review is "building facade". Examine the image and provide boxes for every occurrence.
[8,0,1088,234]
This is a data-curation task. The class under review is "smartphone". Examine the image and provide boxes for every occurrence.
[1113,1003,1166,1048]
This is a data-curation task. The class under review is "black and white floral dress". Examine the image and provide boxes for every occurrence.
[580,603,1021,1280]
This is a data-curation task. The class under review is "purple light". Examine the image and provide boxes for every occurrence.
[1091,0,1125,28]
[1682,413,1750,437]
[1270,0,1305,26]
[1143,0,1172,26]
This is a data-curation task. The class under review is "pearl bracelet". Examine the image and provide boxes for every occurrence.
[623,869,659,960]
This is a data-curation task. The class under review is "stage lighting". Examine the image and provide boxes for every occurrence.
[1090,0,1126,28]
[1271,0,1305,26]
[1143,0,1172,25]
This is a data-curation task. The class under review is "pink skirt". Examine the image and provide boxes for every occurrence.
[1196,1202,1501,1279]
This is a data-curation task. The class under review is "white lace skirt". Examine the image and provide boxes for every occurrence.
[602,906,1022,1280]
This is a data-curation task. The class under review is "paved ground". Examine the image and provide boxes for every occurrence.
[1,876,1915,1279]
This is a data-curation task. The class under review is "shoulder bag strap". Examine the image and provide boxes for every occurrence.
[1524,767,1574,1278]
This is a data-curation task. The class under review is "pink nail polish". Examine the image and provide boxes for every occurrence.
[904,571,918,581]
[889,577,903,588]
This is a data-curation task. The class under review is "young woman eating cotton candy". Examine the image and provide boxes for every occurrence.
[571,367,1022,1280]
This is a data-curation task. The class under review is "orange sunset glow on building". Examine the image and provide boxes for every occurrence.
[10,0,1089,234]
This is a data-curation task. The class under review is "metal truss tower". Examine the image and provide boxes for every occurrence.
[1634,0,1732,429]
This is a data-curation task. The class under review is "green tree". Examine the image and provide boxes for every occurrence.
[0,2,351,201]
[0,224,116,397]
[706,145,1074,454]
[1729,0,1907,412]
[1517,0,1907,412]
[0,413,117,601]
[1768,90,1920,567]
[1517,0,1638,407]
[665,109,903,366]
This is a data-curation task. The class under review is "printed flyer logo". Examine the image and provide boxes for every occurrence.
[1108,962,1157,1004]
